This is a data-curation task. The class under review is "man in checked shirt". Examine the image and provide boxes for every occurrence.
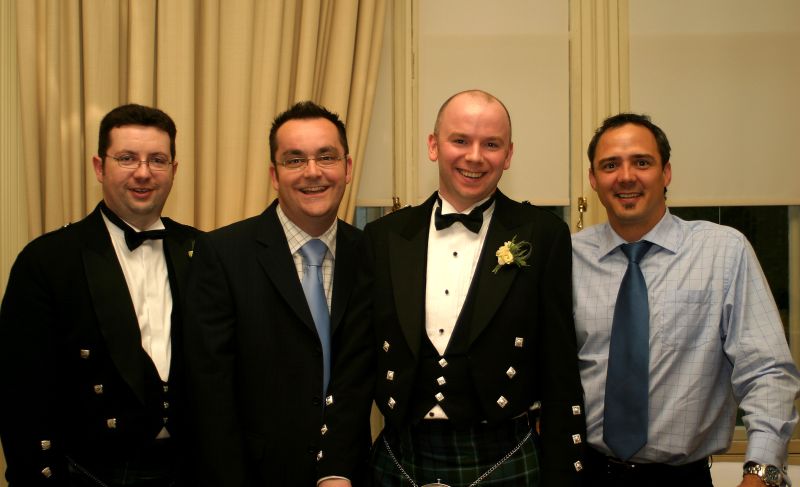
[572,112,800,487]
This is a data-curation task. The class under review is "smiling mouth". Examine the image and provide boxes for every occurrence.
[301,186,327,194]
[458,169,483,179]
[616,192,641,199]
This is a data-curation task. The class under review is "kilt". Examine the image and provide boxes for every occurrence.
[371,415,539,486]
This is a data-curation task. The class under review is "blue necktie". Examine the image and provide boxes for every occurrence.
[603,240,653,460]
[300,239,331,395]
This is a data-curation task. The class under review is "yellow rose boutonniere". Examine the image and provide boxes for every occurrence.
[492,236,531,274]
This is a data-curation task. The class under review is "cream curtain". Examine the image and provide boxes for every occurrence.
[14,0,386,235]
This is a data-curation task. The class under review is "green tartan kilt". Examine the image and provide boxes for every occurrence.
[370,415,540,486]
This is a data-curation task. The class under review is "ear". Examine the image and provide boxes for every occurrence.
[427,133,439,162]
[588,165,598,191]
[663,161,672,189]
[345,156,353,184]
[92,155,105,183]
[503,141,514,170]
[270,164,279,191]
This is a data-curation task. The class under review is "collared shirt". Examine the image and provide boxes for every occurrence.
[424,192,494,418]
[281,208,340,487]
[276,205,337,310]
[102,213,172,382]
[572,210,800,470]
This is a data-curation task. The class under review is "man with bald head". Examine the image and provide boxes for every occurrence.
[318,90,585,486]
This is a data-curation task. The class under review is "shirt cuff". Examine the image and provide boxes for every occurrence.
[745,431,790,476]
[744,432,792,487]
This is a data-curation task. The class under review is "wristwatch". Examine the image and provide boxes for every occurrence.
[743,462,783,486]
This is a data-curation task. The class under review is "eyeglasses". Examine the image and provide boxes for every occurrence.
[277,154,345,171]
[106,154,174,171]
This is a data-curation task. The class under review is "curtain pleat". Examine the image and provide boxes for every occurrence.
[13,0,386,233]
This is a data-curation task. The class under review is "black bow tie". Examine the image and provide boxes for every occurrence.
[434,194,496,234]
[100,202,167,251]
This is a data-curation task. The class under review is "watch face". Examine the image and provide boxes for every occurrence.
[764,465,782,485]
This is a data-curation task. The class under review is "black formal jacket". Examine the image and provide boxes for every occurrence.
[0,204,198,487]
[183,201,367,486]
[318,191,586,486]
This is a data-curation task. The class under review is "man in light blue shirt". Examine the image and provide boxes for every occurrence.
[572,113,800,487]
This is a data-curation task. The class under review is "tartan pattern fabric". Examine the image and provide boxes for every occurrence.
[371,417,540,486]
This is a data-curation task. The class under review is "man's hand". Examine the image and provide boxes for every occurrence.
[738,473,768,487]
[318,479,352,487]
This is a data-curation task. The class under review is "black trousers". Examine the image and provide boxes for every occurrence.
[583,447,713,487]
[66,438,179,487]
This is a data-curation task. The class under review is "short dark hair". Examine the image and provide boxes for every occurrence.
[269,101,349,165]
[97,104,177,160]
[587,113,671,169]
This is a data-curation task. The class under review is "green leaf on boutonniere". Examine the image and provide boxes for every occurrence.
[492,236,531,274]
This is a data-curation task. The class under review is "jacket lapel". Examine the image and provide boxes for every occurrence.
[162,219,194,299]
[389,195,436,357]
[162,219,196,382]
[330,221,357,335]
[254,203,317,333]
[466,191,532,346]
[80,207,149,405]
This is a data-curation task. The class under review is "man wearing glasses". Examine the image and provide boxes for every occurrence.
[184,101,367,486]
[0,104,198,486]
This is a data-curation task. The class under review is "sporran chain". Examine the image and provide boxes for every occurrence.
[381,429,533,487]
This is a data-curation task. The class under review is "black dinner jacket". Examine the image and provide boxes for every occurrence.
[183,200,366,487]
[0,204,198,487]
[319,190,586,486]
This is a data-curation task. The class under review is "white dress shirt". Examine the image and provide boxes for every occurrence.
[102,213,172,382]
[424,193,494,419]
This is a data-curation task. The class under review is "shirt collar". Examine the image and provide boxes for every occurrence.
[597,209,680,260]
[101,213,165,246]
[276,204,338,258]
[436,191,496,217]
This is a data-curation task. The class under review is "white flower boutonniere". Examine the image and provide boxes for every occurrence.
[492,236,531,274]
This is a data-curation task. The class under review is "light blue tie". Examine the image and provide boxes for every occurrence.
[603,240,653,460]
[300,239,331,395]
